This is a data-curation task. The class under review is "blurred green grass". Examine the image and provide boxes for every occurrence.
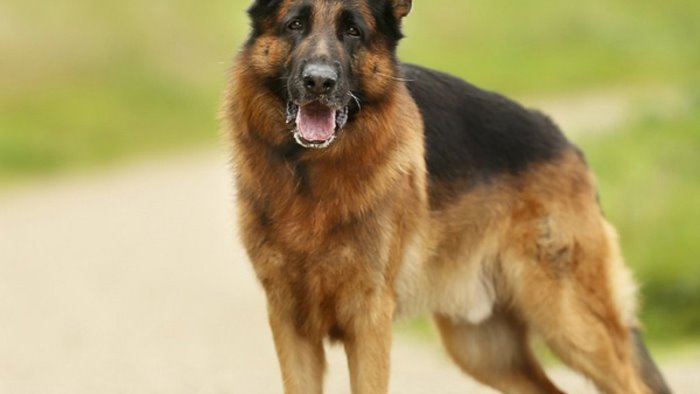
[2,0,699,179]
[401,0,700,92]
[1,0,698,345]
[0,0,249,182]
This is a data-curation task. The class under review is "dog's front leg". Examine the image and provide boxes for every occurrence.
[268,308,325,394]
[344,294,395,394]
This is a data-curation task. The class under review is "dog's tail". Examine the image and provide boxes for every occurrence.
[630,328,673,394]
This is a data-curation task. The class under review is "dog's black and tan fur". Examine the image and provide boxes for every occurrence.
[223,1,672,393]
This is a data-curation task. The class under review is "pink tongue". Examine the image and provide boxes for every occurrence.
[296,104,336,142]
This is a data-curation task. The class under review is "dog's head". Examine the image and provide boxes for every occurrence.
[244,0,412,149]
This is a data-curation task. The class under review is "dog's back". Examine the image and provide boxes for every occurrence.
[402,63,569,201]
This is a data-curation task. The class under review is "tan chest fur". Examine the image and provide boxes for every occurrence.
[230,77,429,338]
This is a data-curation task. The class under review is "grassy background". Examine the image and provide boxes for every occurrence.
[1,0,698,345]
[0,0,248,181]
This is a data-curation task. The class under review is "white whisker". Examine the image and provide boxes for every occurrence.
[375,72,416,83]
[348,92,362,112]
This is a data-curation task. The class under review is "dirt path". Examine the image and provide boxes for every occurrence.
[0,150,697,393]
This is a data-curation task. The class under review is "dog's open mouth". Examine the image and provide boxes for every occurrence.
[286,102,349,149]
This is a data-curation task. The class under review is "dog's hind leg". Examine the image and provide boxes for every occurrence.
[268,311,326,394]
[505,217,661,394]
[434,312,564,394]
[514,275,654,394]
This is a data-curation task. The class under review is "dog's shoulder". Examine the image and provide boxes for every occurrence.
[401,63,571,187]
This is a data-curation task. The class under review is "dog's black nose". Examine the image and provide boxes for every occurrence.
[302,63,337,96]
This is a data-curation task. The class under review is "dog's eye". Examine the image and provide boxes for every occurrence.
[345,25,361,37]
[287,19,304,31]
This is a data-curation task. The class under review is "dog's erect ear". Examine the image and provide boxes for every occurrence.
[391,0,412,19]
[247,0,283,35]
[248,0,282,20]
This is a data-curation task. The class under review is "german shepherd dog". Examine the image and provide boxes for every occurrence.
[224,1,672,393]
